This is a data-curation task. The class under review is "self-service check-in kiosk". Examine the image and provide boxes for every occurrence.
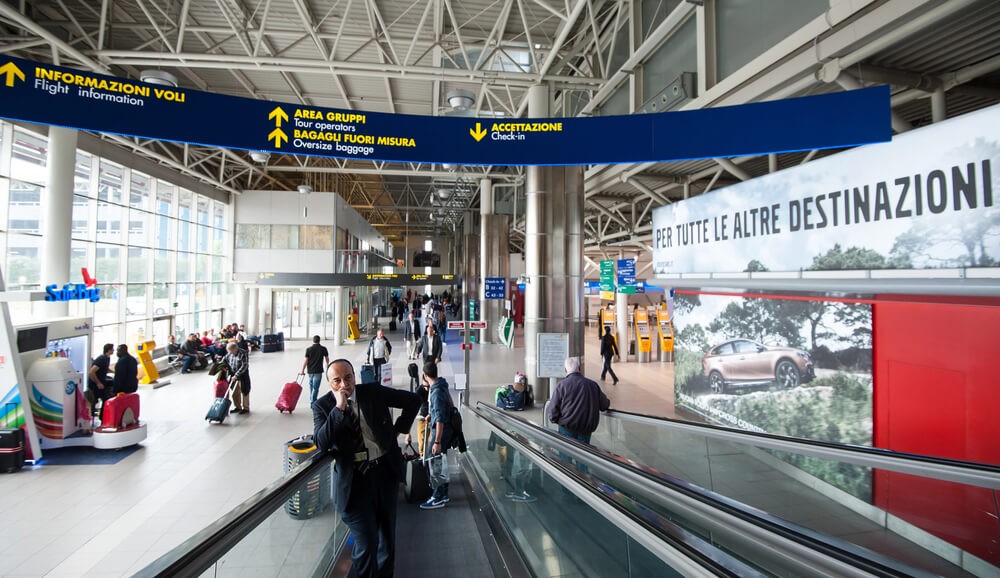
[656,309,674,362]
[599,308,617,348]
[634,308,652,363]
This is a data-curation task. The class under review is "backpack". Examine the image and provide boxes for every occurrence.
[495,385,512,408]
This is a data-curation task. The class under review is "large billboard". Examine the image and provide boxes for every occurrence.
[673,291,873,499]
[652,104,1000,275]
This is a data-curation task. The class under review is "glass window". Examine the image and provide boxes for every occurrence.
[72,194,92,240]
[126,284,148,320]
[153,282,172,317]
[126,320,146,347]
[196,196,210,226]
[96,201,124,244]
[235,224,269,249]
[98,160,124,203]
[96,244,122,284]
[642,0,682,40]
[212,227,225,254]
[177,219,192,252]
[70,241,90,283]
[10,129,47,184]
[156,180,175,218]
[127,247,149,283]
[93,284,120,327]
[176,282,193,313]
[6,235,41,289]
[196,253,211,282]
[213,201,226,230]
[195,283,210,312]
[128,209,152,247]
[178,188,193,222]
[176,252,193,282]
[74,152,93,195]
[213,256,225,282]
[300,225,333,250]
[153,249,172,283]
[271,224,298,249]
[130,171,152,211]
[93,325,120,353]
[155,212,173,250]
[9,179,41,205]
[197,224,210,253]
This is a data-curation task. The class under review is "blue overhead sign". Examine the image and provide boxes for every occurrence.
[484,277,506,300]
[0,56,891,166]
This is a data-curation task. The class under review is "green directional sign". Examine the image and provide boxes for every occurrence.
[599,260,615,300]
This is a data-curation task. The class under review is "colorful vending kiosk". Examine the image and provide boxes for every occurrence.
[634,308,652,363]
[656,309,674,362]
[15,318,146,452]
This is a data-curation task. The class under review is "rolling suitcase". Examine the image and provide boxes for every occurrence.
[403,443,431,503]
[276,376,304,413]
[389,318,397,331]
[359,364,376,384]
[1,402,24,473]
[206,377,237,423]
[101,393,140,429]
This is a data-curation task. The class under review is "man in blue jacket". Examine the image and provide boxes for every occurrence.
[419,361,454,509]
[313,359,420,578]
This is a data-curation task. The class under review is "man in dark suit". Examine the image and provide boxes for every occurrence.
[313,358,420,578]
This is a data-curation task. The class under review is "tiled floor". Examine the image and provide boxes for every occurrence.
[0,322,674,577]
[0,321,975,577]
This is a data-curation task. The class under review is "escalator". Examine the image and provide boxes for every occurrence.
[132,403,1000,577]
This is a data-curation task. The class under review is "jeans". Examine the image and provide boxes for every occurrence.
[181,355,196,373]
[340,460,398,578]
[601,356,618,382]
[307,373,322,405]
[557,426,591,475]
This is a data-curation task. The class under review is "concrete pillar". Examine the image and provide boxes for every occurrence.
[523,85,584,401]
[247,287,260,335]
[235,284,247,327]
[479,178,510,344]
[40,127,77,319]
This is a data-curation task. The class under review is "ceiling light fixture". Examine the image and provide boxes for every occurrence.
[297,185,313,194]
[140,70,178,87]
[249,151,271,163]
[446,89,475,111]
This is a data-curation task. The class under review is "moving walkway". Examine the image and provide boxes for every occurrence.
[133,402,998,577]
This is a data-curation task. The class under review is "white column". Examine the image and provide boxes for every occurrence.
[41,127,78,319]
[235,284,247,327]
[524,85,548,397]
[247,287,260,335]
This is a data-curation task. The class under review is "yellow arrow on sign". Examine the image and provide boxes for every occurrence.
[0,62,25,87]
[268,128,288,148]
[269,106,288,127]
[469,122,487,142]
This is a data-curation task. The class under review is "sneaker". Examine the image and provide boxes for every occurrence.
[419,497,447,510]
[508,491,537,503]
[441,495,450,503]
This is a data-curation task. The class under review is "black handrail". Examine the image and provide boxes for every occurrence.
[133,451,336,577]
[477,403,936,578]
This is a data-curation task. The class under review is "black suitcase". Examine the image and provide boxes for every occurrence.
[389,319,397,331]
[403,443,431,503]
[1,402,25,473]
[206,378,236,423]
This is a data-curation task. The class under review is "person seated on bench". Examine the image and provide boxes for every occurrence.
[179,333,208,374]
[86,343,115,418]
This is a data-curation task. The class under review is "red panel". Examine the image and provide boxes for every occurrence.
[873,301,1000,564]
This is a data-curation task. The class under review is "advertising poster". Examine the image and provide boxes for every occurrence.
[672,291,873,499]
[652,104,1000,275]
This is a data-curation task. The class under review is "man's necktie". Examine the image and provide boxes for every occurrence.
[345,400,365,454]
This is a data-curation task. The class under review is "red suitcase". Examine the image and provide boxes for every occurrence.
[276,377,304,413]
[214,379,229,399]
[101,393,140,429]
